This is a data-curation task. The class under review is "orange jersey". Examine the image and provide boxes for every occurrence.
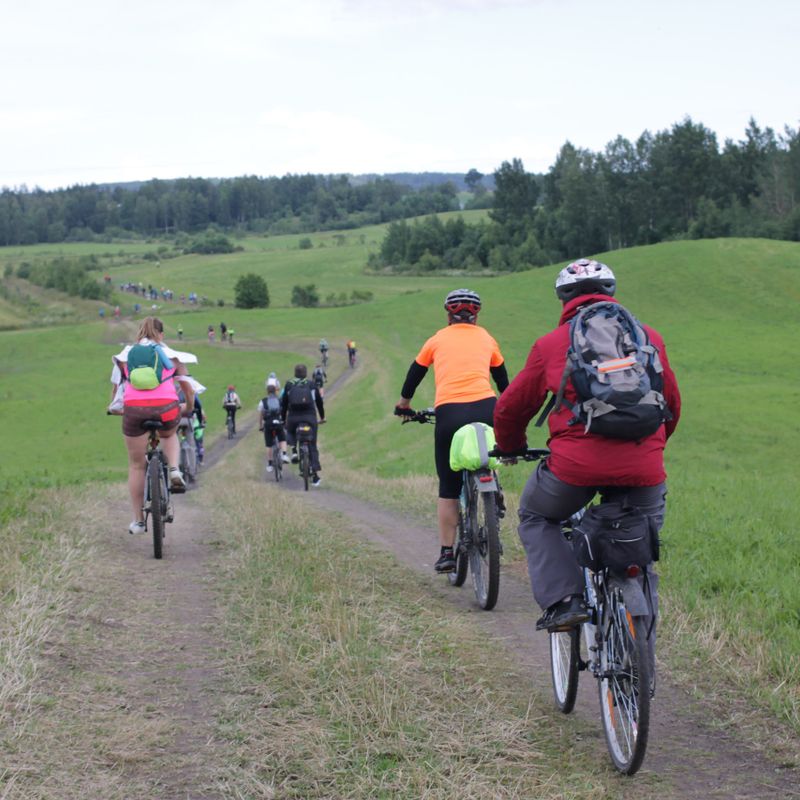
[415,324,505,407]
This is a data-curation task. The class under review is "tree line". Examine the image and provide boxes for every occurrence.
[373,117,800,273]
[0,174,460,246]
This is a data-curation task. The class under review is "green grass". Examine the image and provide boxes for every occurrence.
[1,233,799,732]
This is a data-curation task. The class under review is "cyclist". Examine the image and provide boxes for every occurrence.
[208,325,215,343]
[222,384,242,434]
[177,324,183,340]
[493,259,681,631]
[346,339,357,366]
[110,317,195,535]
[265,371,281,392]
[395,289,508,573]
[220,321,227,341]
[282,364,325,487]
[228,327,235,344]
[312,363,327,396]
[258,384,290,471]
[319,338,329,362]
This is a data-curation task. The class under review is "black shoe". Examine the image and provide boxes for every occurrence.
[535,595,590,632]
[434,550,456,573]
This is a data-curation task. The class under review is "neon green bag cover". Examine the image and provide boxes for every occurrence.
[127,344,168,390]
[449,422,499,471]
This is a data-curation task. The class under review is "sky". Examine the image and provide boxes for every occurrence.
[1,0,798,191]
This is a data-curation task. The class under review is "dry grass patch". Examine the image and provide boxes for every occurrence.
[203,440,651,799]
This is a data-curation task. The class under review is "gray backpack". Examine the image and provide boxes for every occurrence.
[538,301,670,440]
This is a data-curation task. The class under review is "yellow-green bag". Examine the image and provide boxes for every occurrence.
[449,422,499,471]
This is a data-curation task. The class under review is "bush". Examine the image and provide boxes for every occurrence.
[16,262,31,279]
[291,284,320,307]
[298,237,314,250]
[187,233,236,254]
[217,298,225,307]
[234,274,270,309]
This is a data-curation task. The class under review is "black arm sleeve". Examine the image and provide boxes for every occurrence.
[281,381,291,419]
[491,363,510,394]
[315,390,325,419]
[400,361,428,400]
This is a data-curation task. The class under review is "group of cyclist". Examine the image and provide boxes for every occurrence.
[396,263,680,633]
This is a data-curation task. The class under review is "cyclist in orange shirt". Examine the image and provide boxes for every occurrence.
[395,289,509,572]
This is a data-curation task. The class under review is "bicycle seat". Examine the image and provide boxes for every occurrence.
[143,420,164,431]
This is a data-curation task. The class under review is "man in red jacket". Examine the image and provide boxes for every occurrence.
[494,259,681,631]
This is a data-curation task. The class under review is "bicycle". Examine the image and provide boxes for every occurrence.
[398,408,505,611]
[142,421,174,559]
[178,419,198,483]
[225,406,236,439]
[496,447,655,775]
[348,349,357,368]
[320,349,328,367]
[295,422,314,491]
[263,419,283,482]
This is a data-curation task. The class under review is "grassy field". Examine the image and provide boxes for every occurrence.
[1,233,799,737]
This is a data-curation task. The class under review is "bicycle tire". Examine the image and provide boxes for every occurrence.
[300,444,310,491]
[550,627,580,713]
[227,416,234,439]
[598,588,651,775]
[468,488,500,610]
[448,514,469,587]
[272,443,282,482]
[149,457,165,559]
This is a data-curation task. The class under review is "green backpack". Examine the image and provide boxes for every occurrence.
[449,422,499,471]
[126,344,172,390]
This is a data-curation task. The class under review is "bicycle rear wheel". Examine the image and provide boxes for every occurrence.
[468,488,500,610]
[272,443,282,482]
[598,587,651,775]
[300,444,310,491]
[148,457,165,559]
[550,627,580,713]
[227,414,234,439]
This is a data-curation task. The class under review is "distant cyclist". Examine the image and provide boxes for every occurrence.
[395,289,508,572]
[220,321,227,342]
[282,364,325,487]
[346,339,357,367]
[319,338,329,364]
[265,371,281,392]
[222,384,242,433]
[312,363,327,396]
[228,328,235,345]
[258,385,290,472]
[208,325,215,344]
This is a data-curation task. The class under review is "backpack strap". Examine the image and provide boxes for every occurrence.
[470,422,490,468]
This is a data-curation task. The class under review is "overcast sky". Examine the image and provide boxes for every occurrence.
[1,0,797,190]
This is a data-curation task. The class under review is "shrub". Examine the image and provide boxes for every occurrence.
[291,284,319,307]
[217,298,225,307]
[187,232,236,254]
[298,237,314,250]
[234,274,270,309]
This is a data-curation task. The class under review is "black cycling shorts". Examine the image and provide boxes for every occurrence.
[434,397,496,499]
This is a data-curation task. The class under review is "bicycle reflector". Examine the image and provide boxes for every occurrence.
[626,564,641,578]
[478,475,494,483]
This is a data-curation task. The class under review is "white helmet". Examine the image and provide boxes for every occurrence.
[555,259,616,302]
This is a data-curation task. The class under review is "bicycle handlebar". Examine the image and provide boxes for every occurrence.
[394,407,435,424]
[487,446,551,462]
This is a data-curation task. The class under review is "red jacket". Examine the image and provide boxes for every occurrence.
[494,294,681,486]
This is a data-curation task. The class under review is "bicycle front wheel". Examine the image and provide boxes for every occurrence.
[273,443,282,482]
[550,627,580,713]
[598,588,651,774]
[148,458,165,559]
[448,512,469,587]
[468,489,500,610]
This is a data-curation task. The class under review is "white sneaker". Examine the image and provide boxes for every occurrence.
[312,475,321,487]
[266,464,274,473]
[129,520,146,535]
[169,467,186,493]
[281,453,290,463]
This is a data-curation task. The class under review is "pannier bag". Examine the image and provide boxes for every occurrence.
[296,423,314,442]
[572,501,659,574]
[539,301,671,440]
[127,343,172,390]
[449,422,499,472]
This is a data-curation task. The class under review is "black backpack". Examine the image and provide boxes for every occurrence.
[287,379,313,412]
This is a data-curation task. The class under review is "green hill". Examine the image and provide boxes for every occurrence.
[1,235,799,728]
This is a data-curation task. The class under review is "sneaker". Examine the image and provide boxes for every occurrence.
[169,467,186,494]
[434,549,456,573]
[312,474,321,487]
[290,452,299,464]
[266,464,274,473]
[281,453,290,463]
[535,595,590,632]
[129,520,146,535]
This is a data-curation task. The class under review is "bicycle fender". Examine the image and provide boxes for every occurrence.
[474,476,498,492]
[610,575,649,616]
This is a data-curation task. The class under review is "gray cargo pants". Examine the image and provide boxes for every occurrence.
[518,462,666,610]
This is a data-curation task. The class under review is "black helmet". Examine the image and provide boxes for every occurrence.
[555,259,616,303]
[444,288,481,322]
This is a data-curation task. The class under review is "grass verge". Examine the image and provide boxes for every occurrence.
[203,437,644,799]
